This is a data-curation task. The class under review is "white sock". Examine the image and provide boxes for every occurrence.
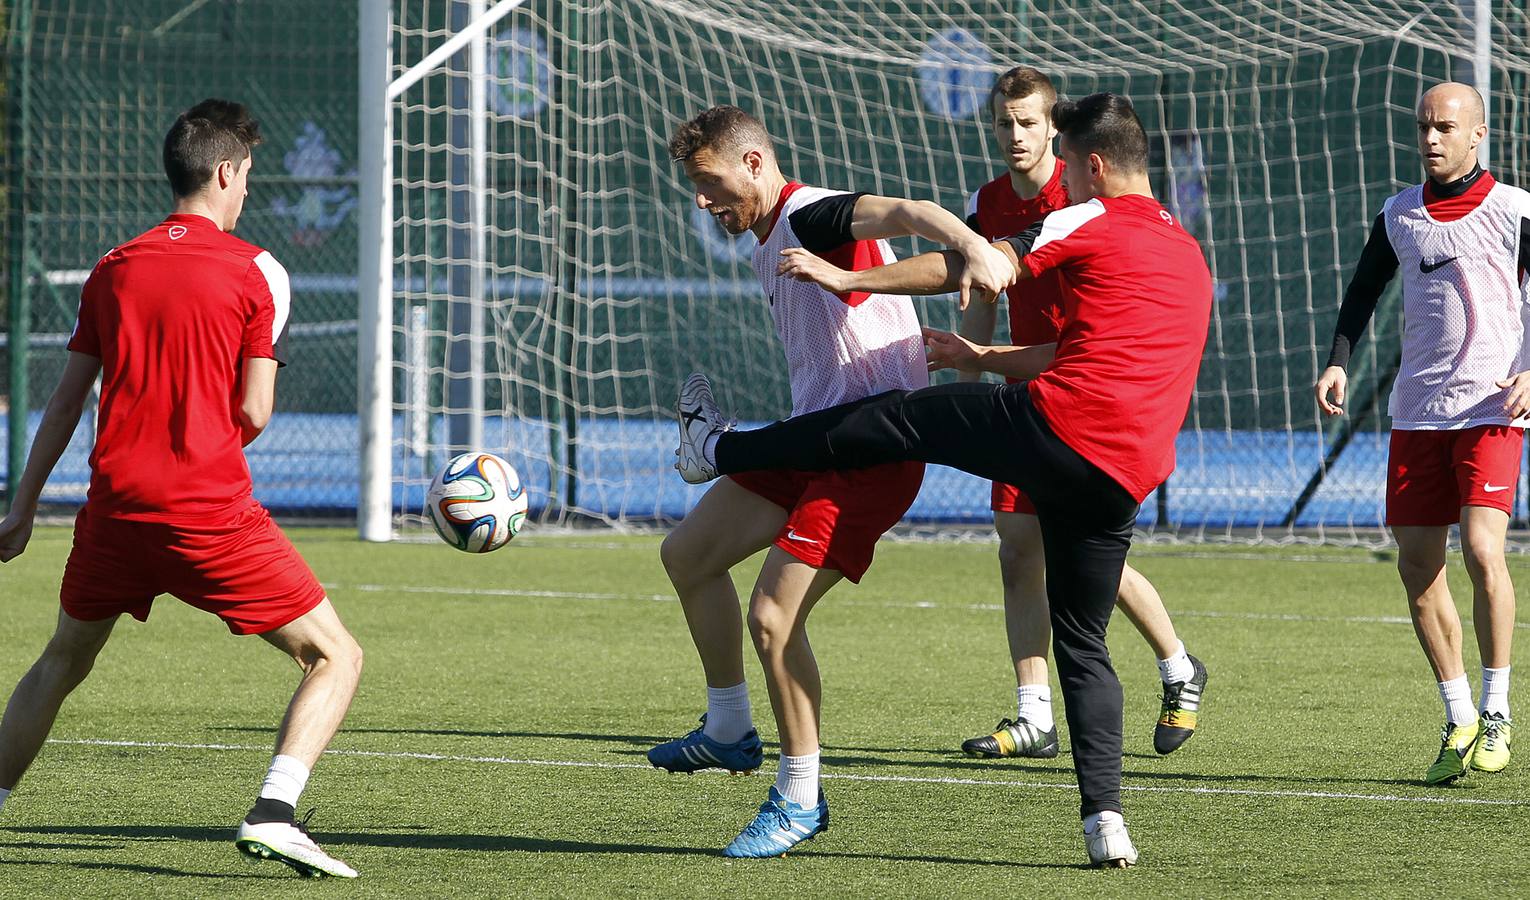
[703,432,721,468]
[1439,675,1475,726]
[258,754,311,808]
[1083,809,1124,835]
[774,751,820,808]
[702,682,753,743]
[1017,684,1054,731]
[0,787,9,813]
[1481,666,1511,719]
[1157,642,1194,685]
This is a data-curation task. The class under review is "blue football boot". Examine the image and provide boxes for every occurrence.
[647,715,763,774]
[721,786,829,858]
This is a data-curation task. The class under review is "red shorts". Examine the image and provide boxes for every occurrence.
[728,461,924,582]
[991,481,1036,515]
[60,501,327,635]
[1386,426,1525,527]
[991,373,1043,515]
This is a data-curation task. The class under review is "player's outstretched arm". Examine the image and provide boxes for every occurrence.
[923,328,1056,380]
[0,351,102,562]
[238,357,279,447]
[847,195,1016,302]
[778,240,1028,309]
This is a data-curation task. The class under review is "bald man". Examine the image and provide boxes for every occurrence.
[1316,82,1530,784]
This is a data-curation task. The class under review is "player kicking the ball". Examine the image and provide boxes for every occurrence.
[958,66,1206,761]
[673,94,1213,867]
[0,100,362,878]
[1316,82,1530,784]
[652,105,1012,858]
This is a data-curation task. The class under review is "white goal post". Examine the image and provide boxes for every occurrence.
[357,1,1529,544]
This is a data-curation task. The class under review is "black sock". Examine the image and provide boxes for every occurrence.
[245,797,296,825]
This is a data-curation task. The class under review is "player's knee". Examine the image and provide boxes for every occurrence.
[660,529,705,584]
[746,599,790,653]
[997,537,1044,590]
[37,640,99,689]
[1460,541,1507,582]
[1396,554,1442,593]
[299,633,364,684]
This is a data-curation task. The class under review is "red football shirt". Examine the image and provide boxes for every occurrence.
[1019,195,1212,502]
[68,213,291,521]
[966,160,1070,349]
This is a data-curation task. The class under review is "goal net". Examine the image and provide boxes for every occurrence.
[367,0,1530,542]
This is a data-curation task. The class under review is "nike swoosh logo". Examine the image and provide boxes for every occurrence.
[1420,257,1457,274]
[784,530,820,544]
[1484,483,1509,493]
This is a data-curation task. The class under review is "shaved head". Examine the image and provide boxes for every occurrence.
[1418,82,1485,128]
[1415,82,1487,182]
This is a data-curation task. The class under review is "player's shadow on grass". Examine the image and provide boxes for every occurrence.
[7,826,1073,869]
[210,724,668,746]
[1119,767,1424,790]
[0,857,285,879]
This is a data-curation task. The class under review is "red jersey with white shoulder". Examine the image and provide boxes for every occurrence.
[1016,195,1212,503]
[68,213,291,522]
[1382,173,1530,430]
[751,182,928,416]
[965,160,1070,347]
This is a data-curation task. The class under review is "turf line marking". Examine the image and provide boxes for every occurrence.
[326,582,1530,630]
[49,739,1526,808]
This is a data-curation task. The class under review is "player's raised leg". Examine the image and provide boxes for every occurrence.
[235,598,363,879]
[0,611,119,812]
[962,510,1059,759]
[723,549,837,858]
[647,479,781,774]
[1114,565,1207,754]
[1460,505,1514,773]
[1394,525,1477,784]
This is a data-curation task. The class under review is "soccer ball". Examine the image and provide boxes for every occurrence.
[425,452,528,552]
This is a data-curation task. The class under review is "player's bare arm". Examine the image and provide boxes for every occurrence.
[923,328,1056,380]
[955,300,998,384]
[778,239,1028,309]
[0,351,102,562]
[239,357,279,446]
[847,195,1016,302]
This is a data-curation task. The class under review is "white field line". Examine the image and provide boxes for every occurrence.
[326,582,1530,630]
[47,738,1526,808]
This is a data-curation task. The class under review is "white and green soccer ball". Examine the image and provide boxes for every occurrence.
[425,452,528,553]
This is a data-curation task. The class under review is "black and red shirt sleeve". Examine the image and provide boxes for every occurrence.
[787,192,866,254]
[789,192,888,306]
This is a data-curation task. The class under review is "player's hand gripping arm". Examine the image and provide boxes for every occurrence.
[1315,214,1398,416]
[778,240,1030,309]
[843,195,1018,307]
[0,351,101,562]
[922,328,1056,380]
[238,357,279,447]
